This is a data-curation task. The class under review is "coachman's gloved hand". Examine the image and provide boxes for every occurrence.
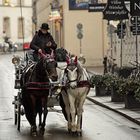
[46,41,52,47]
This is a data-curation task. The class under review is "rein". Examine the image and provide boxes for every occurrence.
[25,82,50,90]
[67,79,77,83]
[39,52,46,58]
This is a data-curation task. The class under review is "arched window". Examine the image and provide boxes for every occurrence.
[18,17,24,39]
[3,17,11,37]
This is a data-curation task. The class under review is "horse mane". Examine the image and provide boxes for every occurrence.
[35,58,49,81]
[77,61,83,73]
[77,60,90,81]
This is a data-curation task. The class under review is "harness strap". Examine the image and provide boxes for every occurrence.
[77,80,90,88]
[82,68,90,81]
[25,82,50,90]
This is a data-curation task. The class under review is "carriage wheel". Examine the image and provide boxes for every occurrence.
[14,96,18,125]
[17,103,21,131]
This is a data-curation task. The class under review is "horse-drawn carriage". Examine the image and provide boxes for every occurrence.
[12,49,90,136]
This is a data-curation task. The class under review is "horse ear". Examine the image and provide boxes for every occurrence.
[74,56,77,64]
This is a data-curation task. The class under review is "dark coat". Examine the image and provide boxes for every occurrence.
[30,30,57,55]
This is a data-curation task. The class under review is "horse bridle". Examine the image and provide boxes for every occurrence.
[40,53,56,80]
[65,65,79,84]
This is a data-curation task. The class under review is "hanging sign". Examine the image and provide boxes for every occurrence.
[130,0,140,16]
[103,0,129,20]
[88,3,106,12]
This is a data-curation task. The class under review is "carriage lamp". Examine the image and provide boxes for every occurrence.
[56,85,62,94]
[12,56,20,65]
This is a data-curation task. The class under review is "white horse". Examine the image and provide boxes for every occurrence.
[58,56,90,136]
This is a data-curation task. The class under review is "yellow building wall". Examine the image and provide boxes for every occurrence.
[63,1,108,66]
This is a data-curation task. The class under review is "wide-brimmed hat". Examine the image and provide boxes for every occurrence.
[40,23,50,30]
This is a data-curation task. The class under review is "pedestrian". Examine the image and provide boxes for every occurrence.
[2,31,9,43]
[30,23,57,61]
[103,56,108,74]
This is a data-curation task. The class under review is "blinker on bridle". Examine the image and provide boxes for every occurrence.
[65,65,79,84]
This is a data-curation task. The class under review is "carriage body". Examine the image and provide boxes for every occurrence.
[12,56,25,89]
[14,65,23,89]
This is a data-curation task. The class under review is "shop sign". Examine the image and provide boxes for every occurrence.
[130,0,140,16]
[103,0,129,20]
[88,3,106,12]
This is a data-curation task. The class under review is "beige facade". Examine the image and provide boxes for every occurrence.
[0,0,32,43]
[35,0,109,66]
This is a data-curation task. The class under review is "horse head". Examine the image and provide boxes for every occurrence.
[39,50,58,82]
[65,56,79,89]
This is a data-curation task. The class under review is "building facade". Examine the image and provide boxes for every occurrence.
[108,20,140,67]
[107,1,140,67]
[33,0,109,67]
[0,0,32,45]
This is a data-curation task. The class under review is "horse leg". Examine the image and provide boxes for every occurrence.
[68,93,76,134]
[61,91,71,132]
[30,95,37,136]
[22,92,37,136]
[76,91,87,136]
[38,110,42,127]
[76,104,83,136]
[36,99,42,127]
[39,97,48,136]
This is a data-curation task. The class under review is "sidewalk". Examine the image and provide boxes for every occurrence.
[86,66,140,126]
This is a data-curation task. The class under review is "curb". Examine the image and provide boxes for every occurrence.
[87,97,140,126]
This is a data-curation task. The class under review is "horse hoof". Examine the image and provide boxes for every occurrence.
[39,127,45,136]
[31,131,37,137]
[77,131,82,137]
[39,130,45,136]
[31,126,37,136]
[68,129,71,134]
[71,131,77,136]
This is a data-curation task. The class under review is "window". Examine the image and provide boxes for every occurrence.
[17,0,24,6]
[3,17,11,37]
[3,0,10,5]
[18,17,24,39]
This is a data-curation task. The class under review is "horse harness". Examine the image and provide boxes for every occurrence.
[63,64,90,89]
[23,54,56,90]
